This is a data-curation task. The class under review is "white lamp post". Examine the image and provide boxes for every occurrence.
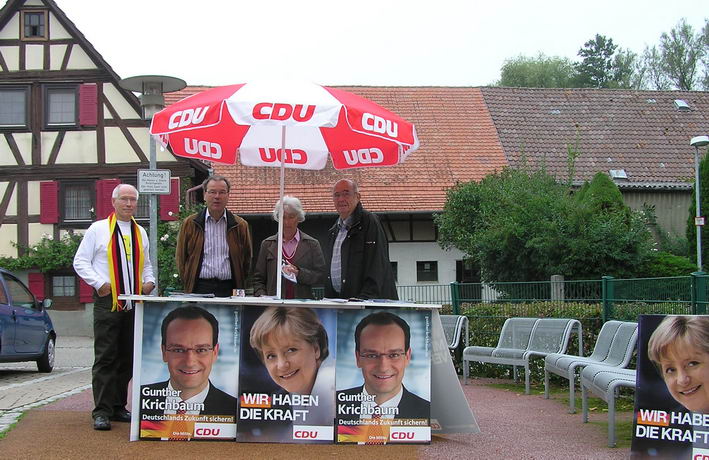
[691,135,709,271]
[119,75,186,293]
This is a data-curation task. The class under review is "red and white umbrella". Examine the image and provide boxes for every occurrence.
[150,80,419,297]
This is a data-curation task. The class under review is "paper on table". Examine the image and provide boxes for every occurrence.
[281,265,297,283]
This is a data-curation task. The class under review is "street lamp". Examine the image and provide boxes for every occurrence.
[691,135,709,271]
[119,75,186,293]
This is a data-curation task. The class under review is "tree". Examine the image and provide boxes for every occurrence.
[610,48,646,89]
[645,18,708,90]
[576,34,618,88]
[642,45,672,90]
[701,19,709,90]
[436,168,652,282]
[496,53,577,88]
[561,173,651,279]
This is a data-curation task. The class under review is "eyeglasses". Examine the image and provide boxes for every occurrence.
[358,352,405,361]
[206,190,228,196]
[165,346,214,355]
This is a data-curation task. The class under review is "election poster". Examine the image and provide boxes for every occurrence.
[335,309,431,444]
[137,301,240,441]
[632,314,709,458]
[237,305,337,443]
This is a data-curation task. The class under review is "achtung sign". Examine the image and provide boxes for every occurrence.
[138,169,171,194]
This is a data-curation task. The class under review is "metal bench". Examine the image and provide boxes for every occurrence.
[543,320,638,413]
[580,364,636,447]
[463,317,538,385]
[440,314,469,351]
[463,317,583,394]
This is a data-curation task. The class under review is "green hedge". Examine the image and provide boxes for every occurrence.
[457,301,603,382]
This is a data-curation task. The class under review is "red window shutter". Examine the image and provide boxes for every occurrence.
[40,181,59,224]
[78,278,94,303]
[79,83,98,126]
[95,179,121,220]
[160,177,180,221]
[28,273,45,301]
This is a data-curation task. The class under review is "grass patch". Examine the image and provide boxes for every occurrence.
[0,412,24,440]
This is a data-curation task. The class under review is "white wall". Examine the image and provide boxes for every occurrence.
[389,241,465,286]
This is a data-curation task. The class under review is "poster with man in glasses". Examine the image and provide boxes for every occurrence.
[137,303,239,440]
[335,309,431,444]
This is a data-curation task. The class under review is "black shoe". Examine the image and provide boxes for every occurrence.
[93,415,111,431]
[110,409,131,423]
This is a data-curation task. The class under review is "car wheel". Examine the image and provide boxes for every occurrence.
[37,336,55,373]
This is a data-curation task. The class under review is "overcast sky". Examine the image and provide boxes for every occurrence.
[57,0,707,87]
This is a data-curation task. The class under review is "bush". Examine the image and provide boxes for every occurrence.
[436,168,653,283]
[0,233,82,272]
[156,204,201,295]
[637,251,697,277]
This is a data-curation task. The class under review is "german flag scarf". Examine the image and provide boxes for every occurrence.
[106,212,145,311]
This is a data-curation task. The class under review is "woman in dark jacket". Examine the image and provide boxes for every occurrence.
[253,196,325,299]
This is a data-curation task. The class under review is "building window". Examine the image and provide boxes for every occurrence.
[47,273,80,310]
[416,261,438,282]
[391,261,398,282]
[45,86,77,127]
[21,10,47,40]
[62,182,93,222]
[0,88,28,127]
[456,259,480,283]
[52,275,76,297]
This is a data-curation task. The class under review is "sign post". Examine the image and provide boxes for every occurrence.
[119,75,186,294]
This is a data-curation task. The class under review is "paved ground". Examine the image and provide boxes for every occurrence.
[0,336,93,432]
[0,338,632,458]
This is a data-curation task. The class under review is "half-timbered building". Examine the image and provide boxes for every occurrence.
[0,0,207,321]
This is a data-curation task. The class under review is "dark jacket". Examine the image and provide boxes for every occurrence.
[252,230,326,298]
[175,208,252,293]
[323,202,398,300]
[336,384,430,421]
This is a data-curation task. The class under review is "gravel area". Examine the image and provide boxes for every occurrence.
[6,376,632,459]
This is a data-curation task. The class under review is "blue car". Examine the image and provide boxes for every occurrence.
[0,268,56,372]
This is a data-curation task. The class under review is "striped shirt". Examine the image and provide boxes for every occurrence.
[330,216,352,294]
[199,210,232,280]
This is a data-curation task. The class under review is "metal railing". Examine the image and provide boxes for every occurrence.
[314,272,709,319]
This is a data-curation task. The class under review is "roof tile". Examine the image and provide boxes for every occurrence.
[165,86,508,214]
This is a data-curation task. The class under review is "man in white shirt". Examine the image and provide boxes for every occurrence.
[73,184,155,431]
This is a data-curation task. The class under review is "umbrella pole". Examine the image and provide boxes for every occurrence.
[275,125,286,300]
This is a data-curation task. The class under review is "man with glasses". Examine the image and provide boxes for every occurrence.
[336,311,429,422]
[140,305,237,418]
[73,184,155,431]
[176,175,252,296]
[324,179,397,300]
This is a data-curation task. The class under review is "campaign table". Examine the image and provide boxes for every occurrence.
[123,295,478,442]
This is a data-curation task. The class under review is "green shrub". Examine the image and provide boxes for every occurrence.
[0,233,82,272]
[638,251,697,277]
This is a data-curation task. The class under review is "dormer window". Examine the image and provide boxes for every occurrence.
[21,10,48,40]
